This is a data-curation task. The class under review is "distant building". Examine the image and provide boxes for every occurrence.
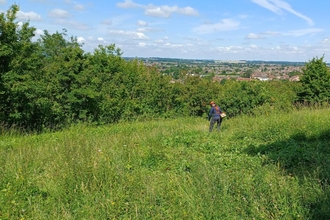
[237,77,253,81]
[212,75,230,82]
[256,77,270,81]
[289,75,300,81]
[215,60,247,64]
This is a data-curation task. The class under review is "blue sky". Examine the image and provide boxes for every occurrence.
[1,0,330,62]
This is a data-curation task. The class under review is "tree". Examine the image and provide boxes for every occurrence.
[0,4,44,128]
[298,56,330,103]
[243,69,253,78]
[38,30,91,125]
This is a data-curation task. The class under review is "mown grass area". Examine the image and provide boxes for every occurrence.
[1,108,329,219]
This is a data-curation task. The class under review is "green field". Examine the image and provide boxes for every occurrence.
[1,108,329,219]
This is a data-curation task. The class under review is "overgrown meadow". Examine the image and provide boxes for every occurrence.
[1,4,330,219]
[1,108,329,219]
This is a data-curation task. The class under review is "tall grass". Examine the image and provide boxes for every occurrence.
[1,108,329,219]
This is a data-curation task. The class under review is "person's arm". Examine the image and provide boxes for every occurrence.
[208,107,213,121]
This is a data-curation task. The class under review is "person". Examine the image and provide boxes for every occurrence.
[208,101,223,132]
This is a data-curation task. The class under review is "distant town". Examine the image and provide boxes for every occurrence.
[125,57,313,82]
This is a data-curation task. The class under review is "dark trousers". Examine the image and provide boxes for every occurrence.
[209,117,222,132]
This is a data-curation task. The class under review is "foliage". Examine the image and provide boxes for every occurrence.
[0,4,43,129]
[298,56,330,103]
[0,4,326,132]
[242,68,253,78]
[37,30,87,128]
[216,80,298,117]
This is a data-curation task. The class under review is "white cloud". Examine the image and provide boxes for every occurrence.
[269,45,304,55]
[74,4,86,11]
[155,39,164,44]
[246,28,322,40]
[17,21,23,29]
[250,44,259,49]
[77,37,85,43]
[284,28,323,37]
[177,6,199,16]
[145,5,198,18]
[321,37,330,44]
[211,44,310,59]
[215,46,245,53]
[116,0,139,8]
[262,31,281,36]
[193,19,240,34]
[251,0,314,25]
[251,0,281,14]
[137,27,161,32]
[56,19,89,30]
[0,0,7,5]
[246,33,264,39]
[17,11,42,21]
[145,7,170,18]
[34,29,43,35]
[138,42,147,47]
[48,9,71,18]
[63,0,86,11]
[117,0,199,18]
[136,20,148,26]
[163,42,183,48]
[108,29,148,39]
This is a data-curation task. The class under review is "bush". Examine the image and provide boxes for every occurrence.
[297,56,330,104]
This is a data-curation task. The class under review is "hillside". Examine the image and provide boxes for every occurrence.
[1,108,329,219]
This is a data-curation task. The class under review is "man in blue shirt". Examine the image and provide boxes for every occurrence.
[208,101,223,132]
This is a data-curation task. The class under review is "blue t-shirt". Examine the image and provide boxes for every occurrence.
[209,105,222,120]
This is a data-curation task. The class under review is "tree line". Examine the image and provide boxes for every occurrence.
[1,4,329,132]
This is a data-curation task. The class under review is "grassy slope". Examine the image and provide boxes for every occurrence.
[0,108,329,219]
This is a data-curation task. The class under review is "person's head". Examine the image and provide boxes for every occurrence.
[210,101,215,106]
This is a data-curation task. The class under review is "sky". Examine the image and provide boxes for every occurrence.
[1,0,330,62]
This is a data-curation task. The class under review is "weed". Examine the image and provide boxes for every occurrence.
[0,108,329,219]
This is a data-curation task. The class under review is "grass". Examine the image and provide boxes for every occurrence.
[0,108,329,219]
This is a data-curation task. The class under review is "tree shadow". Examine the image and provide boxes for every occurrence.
[244,129,330,219]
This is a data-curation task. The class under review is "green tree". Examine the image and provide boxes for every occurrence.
[0,4,45,129]
[243,69,253,78]
[37,30,87,126]
[84,44,125,123]
[298,56,330,103]
[174,75,217,117]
